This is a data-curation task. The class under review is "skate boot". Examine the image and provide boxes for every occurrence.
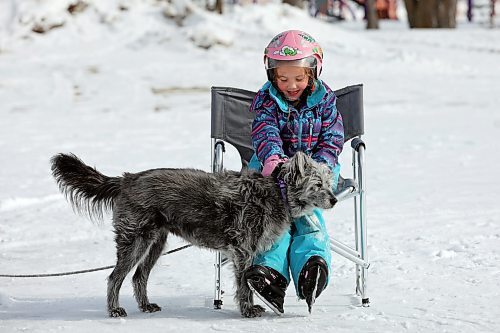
[245,265,288,315]
[298,256,328,314]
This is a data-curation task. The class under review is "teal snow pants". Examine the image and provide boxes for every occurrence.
[248,153,339,295]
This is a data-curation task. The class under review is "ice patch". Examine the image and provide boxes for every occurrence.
[0,194,61,212]
[0,291,12,306]
[447,244,468,253]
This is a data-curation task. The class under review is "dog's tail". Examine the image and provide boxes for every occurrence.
[51,153,121,221]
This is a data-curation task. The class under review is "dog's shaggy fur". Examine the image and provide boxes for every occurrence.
[50,152,337,318]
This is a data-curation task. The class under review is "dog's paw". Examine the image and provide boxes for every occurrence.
[253,304,266,313]
[241,305,266,318]
[140,303,162,313]
[109,307,127,317]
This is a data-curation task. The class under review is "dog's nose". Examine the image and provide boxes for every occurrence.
[330,196,337,206]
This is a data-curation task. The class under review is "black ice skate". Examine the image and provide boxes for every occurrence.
[245,265,287,315]
[298,256,328,314]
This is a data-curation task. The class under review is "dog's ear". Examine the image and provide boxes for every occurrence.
[291,152,306,178]
[271,162,285,178]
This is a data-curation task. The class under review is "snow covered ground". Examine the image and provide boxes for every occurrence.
[1,1,500,332]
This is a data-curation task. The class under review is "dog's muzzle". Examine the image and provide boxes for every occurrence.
[325,192,337,209]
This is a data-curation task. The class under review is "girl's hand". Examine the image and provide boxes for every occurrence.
[262,155,288,177]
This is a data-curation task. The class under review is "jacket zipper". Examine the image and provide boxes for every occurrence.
[308,118,313,148]
[295,106,303,150]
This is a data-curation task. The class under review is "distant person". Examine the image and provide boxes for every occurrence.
[245,30,344,314]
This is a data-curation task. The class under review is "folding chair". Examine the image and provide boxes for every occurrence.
[210,84,369,310]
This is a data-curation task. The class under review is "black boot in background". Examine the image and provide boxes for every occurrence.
[298,256,328,313]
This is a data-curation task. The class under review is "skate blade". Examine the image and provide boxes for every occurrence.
[307,295,315,314]
[247,282,283,316]
[307,266,321,314]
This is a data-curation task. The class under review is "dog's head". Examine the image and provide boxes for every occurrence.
[277,152,337,218]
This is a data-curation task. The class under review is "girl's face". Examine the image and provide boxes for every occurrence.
[275,66,309,101]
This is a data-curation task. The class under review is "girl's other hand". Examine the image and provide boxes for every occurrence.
[262,155,288,177]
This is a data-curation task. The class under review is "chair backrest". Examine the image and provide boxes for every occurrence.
[211,84,364,166]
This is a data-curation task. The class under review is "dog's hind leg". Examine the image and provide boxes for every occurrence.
[132,230,168,313]
[107,233,156,317]
[107,247,135,317]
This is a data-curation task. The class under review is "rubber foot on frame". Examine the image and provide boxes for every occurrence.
[214,299,223,309]
[362,298,370,307]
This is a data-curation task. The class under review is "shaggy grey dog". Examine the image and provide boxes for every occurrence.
[50,152,337,318]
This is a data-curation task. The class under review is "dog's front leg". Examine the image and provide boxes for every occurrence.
[233,252,265,318]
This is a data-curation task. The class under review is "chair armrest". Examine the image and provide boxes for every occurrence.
[351,138,366,151]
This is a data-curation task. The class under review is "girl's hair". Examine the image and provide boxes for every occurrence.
[304,67,315,79]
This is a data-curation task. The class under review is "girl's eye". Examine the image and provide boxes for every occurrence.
[278,77,288,82]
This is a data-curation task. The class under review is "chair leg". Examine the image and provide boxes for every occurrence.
[212,139,225,309]
[214,251,223,309]
[353,148,362,298]
[354,142,369,306]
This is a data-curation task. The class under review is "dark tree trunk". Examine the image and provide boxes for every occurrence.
[365,0,380,29]
[467,0,473,21]
[491,0,497,28]
[206,0,223,14]
[404,0,457,28]
[282,0,305,8]
[215,0,223,14]
[438,0,457,27]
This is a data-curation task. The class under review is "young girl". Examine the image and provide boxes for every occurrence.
[245,30,344,314]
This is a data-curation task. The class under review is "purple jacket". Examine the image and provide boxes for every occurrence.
[250,80,344,173]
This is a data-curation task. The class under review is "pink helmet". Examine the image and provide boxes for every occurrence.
[264,30,324,79]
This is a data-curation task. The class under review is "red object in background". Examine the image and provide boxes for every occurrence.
[351,0,398,20]
[375,0,397,19]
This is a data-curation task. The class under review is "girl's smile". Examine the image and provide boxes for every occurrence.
[275,66,309,101]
